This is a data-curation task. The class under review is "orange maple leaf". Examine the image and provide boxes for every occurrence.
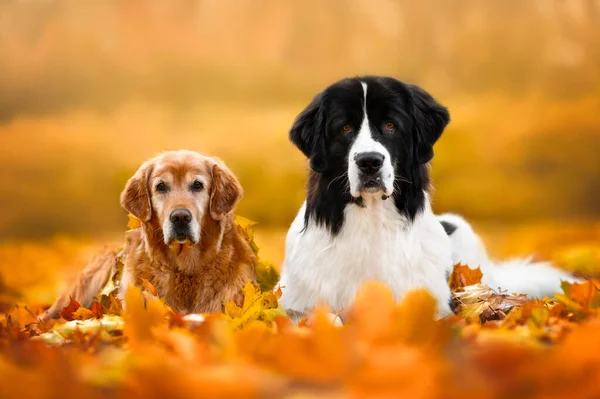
[449,263,483,290]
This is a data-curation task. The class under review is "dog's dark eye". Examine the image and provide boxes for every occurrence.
[191,180,203,192]
[156,182,168,193]
[384,122,395,132]
[342,124,352,134]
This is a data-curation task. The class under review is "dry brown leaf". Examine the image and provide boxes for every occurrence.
[454,284,528,323]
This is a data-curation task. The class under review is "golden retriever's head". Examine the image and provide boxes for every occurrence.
[120,150,243,246]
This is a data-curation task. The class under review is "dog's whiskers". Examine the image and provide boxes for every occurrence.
[327,174,347,192]
[395,176,413,184]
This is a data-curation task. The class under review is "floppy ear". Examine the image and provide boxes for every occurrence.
[289,93,328,173]
[120,161,154,223]
[408,84,450,164]
[210,162,243,221]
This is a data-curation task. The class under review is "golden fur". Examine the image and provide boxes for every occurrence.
[44,150,256,319]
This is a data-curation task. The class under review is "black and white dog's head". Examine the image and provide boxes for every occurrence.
[290,76,449,233]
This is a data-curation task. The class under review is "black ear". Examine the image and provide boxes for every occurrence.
[408,84,450,164]
[289,93,328,173]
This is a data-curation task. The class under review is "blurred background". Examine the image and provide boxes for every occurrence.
[1,0,599,304]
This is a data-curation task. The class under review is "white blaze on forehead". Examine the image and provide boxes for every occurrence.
[347,82,395,198]
[361,81,368,109]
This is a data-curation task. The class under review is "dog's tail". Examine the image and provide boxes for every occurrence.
[438,213,580,298]
[41,247,117,321]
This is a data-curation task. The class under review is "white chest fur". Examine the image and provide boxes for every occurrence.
[279,197,454,318]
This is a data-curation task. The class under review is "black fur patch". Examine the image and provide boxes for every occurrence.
[440,220,458,236]
[290,76,449,235]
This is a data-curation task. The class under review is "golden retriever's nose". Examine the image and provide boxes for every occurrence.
[170,209,192,226]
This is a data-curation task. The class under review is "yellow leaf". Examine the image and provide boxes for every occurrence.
[528,306,550,329]
[235,215,259,254]
[234,215,257,230]
[127,214,141,230]
[241,282,261,310]
[229,283,263,329]
[261,307,288,322]
[259,290,279,309]
[223,301,242,319]
[226,282,284,330]
[234,215,280,291]
[460,301,492,323]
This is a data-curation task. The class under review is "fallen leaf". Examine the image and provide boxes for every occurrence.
[106,294,124,315]
[60,297,81,321]
[454,284,528,323]
[224,301,242,319]
[229,283,264,329]
[71,307,95,321]
[142,278,158,297]
[274,285,282,300]
[352,281,396,342]
[123,285,169,348]
[234,215,257,230]
[32,315,125,345]
[91,301,103,318]
[256,260,280,292]
[449,263,483,290]
[234,215,280,292]
[561,279,600,310]
[127,214,141,229]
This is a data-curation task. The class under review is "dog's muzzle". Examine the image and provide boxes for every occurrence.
[168,208,195,243]
[355,152,385,193]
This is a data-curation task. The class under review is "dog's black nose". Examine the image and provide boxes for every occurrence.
[170,209,192,226]
[355,152,384,174]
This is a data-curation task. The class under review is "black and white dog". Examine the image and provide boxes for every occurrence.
[279,76,577,319]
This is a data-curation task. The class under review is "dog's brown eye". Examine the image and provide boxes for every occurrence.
[191,180,203,192]
[342,125,352,134]
[156,182,168,193]
[384,122,395,132]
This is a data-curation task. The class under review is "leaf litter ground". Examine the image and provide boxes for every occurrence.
[1,218,600,399]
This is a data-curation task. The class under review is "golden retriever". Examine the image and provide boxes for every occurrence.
[43,150,256,318]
